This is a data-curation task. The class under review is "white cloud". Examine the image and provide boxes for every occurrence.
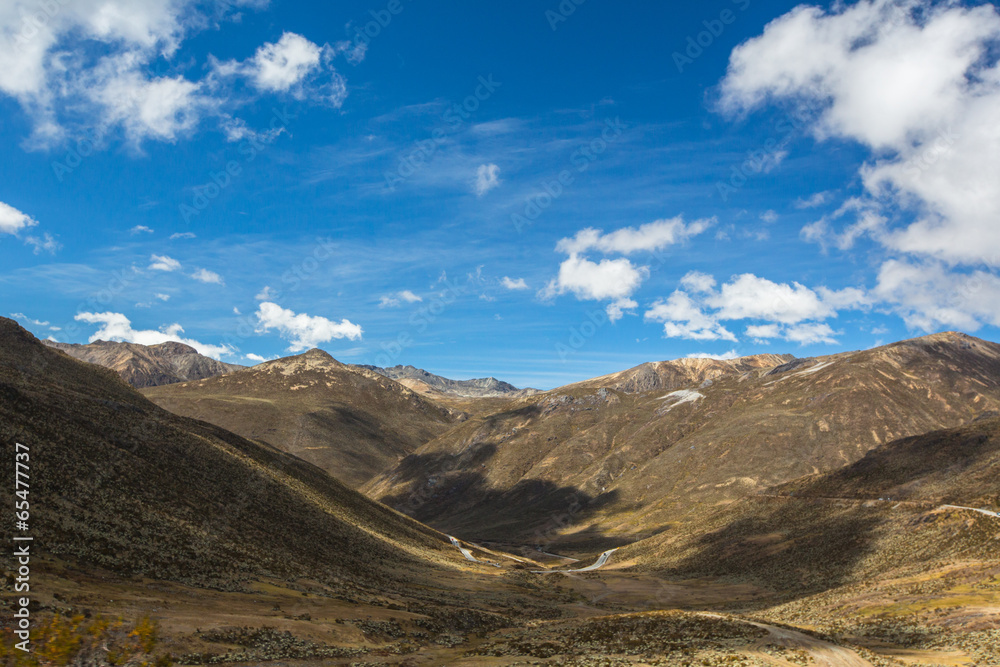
[0,201,38,235]
[24,232,61,255]
[707,274,837,324]
[0,5,350,148]
[378,290,423,308]
[379,295,400,308]
[646,273,867,345]
[191,268,224,285]
[10,313,49,326]
[542,254,648,302]
[686,350,740,360]
[170,232,196,239]
[245,352,275,363]
[155,293,170,301]
[874,259,1000,331]
[474,163,501,196]
[130,225,154,234]
[795,191,832,209]
[501,276,529,290]
[398,290,422,303]
[556,216,714,255]
[212,31,348,106]
[247,32,322,93]
[645,291,738,342]
[255,302,362,352]
[75,311,233,359]
[255,286,276,301]
[606,298,638,323]
[747,322,840,345]
[149,254,181,271]
[679,271,716,294]
[721,0,1000,268]
[760,210,778,223]
[543,217,713,317]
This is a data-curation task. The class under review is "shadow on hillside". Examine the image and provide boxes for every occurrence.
[658,498,883,602]
[378,446,623,545]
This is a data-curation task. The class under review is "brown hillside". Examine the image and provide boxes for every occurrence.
[142,350,458,488]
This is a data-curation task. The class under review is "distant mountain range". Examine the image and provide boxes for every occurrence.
[352,363,539,398]
[142,349,460,488]
[43,339,243,388]
[7,316,1000,663]
[364,332,1000,547]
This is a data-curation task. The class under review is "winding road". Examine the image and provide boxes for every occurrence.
[531,547,618,574]
[940,504,1000,518]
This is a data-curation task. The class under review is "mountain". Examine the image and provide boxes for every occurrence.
[43,338,243,388]
[0,317,462,595]
[364,332,1000,547]
[559,353,794,393]
[352,363,539,398]
[618,415,1000,637]
[142,350,459,487]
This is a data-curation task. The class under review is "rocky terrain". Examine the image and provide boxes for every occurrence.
[352,363,539,399]
[43,339,243,388]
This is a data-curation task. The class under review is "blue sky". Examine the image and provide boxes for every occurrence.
[2,0,999,389]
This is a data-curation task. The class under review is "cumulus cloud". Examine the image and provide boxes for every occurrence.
[255,302,362,352]
[645,291,738,342]
[707,274,837,324]
[874,259,1000,331]
[130,225,154,234]
[212,31,348,106]
[149,254,181,272]
[245,353,275,363]
[0,201,38,235]
[721,0,1000,270]
[75,311,233,359]
[0,3,350,148]
[542,254,648,302]
[679,271,716,294]
[474,163,501,196]
[646,272,868,345]
[501,276,529,290]
[191,268,224,285]
[544,217,713,320]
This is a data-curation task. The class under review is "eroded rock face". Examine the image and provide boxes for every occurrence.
[43,339,243,388]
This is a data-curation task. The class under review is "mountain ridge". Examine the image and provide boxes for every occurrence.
[43,338,243,388]
[142,347,459,488]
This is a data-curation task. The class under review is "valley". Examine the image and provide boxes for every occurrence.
[3,318,999,666]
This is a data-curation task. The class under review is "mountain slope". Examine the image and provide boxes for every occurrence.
[43,339,243,388]
[142,350,458,487]
[620,414,1000,600]
[0,317,466,596]
[365,333,1000,546]
[352,363,539,398]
